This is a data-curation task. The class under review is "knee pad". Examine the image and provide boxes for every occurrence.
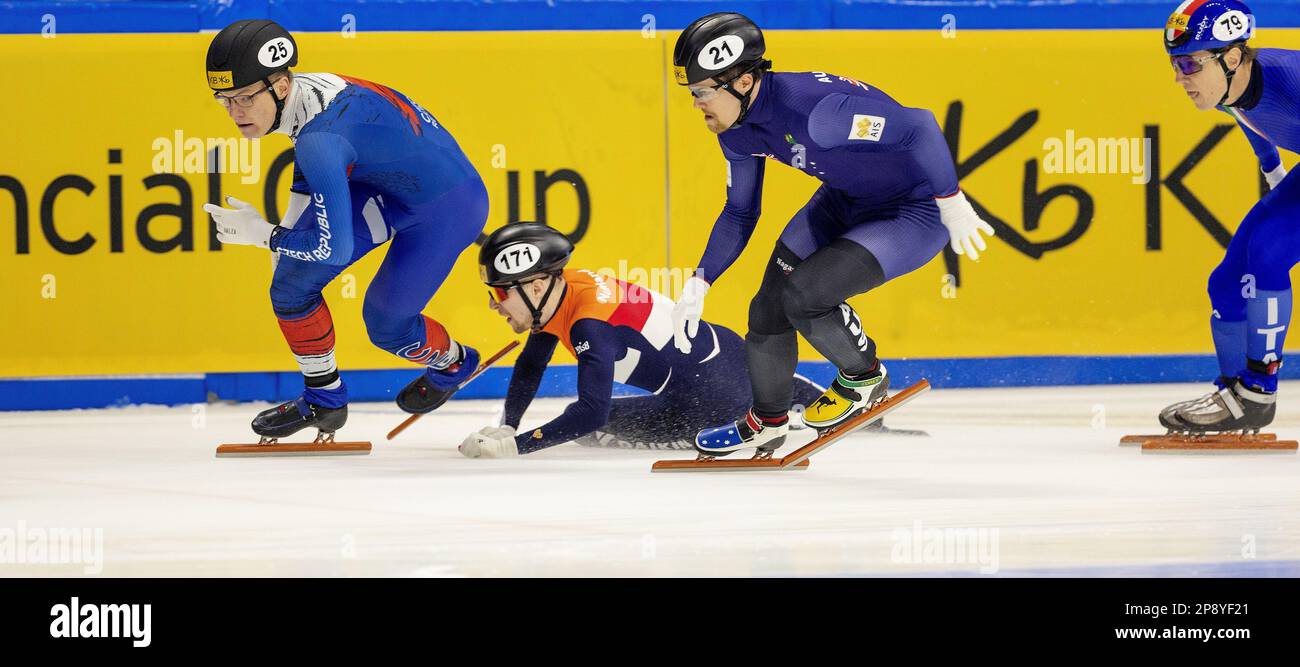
[748,289,790,336]
[780,274,832,323]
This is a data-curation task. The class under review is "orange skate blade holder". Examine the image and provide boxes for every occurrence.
[216,441,373,458]
[217,432,371,458]
[1139,436,1297,454]
[651,379,930,473]
[1119,432,1277,446]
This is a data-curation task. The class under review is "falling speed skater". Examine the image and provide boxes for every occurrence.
[456,222,826,459]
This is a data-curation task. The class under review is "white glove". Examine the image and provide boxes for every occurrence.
[935,190,995,261]
[671,276,710,354]
[1264,163,1288,190]
[459,425,518,459]
[203,196,276,249]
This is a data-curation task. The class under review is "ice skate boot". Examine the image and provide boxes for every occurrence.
[802,364,889,431]
[251,397,348,443]
[694,410,789,459]
[396,345,480,414]
[1170,379,1276,434]
[1158,376,1235,431]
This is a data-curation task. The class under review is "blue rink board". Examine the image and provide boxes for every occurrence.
[6,354,1300,410]
[5,0,1300,34]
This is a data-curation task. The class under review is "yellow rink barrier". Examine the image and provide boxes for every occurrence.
[3,29,1300,380]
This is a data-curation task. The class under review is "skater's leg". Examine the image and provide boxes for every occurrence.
[746,244,803,420]
[1207,209,1257,384]
[743,186,844,420]
[1168,183,1300,432]
[781,239,887,376]
[1241,194,1300,391]
[268,184,388,409]
[788,199,947,428]
[253,186,391,438]
[576,395,695,450]
[363,180,487,408]
[786,198,947,373]
[688,322,794,456]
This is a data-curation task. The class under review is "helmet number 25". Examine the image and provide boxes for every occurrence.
[258,37,295,67]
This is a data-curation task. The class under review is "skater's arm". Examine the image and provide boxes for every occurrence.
[515,319,616,454]
[1230,115,1283,174]
[807,94,959,197]
[696,142,766,283]
[268,131,358,265]
[501,333,559,430]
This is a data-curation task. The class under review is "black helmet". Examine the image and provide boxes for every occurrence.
[673,12,771,127]
[206,20,297,131]
[479,223,574,331]
[206,19,297,90]
[479,222,574,286]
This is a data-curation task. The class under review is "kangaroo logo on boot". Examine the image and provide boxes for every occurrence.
[815,395,838,409]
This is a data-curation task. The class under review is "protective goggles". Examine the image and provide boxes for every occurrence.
[487,285,511,305]
[1170,50,1227,76]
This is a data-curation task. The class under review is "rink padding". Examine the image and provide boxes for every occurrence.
[6,354,1299,410]
[5,0,1300,34]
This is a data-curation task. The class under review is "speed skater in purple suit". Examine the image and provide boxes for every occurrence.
[665,13,996,458]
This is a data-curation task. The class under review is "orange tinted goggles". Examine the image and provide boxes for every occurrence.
[487,285,511,304]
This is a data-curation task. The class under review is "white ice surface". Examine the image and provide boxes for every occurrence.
[1,382,1297,577]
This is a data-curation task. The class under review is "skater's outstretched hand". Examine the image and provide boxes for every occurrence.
[204,196,277,249]
[935,190,995,261]
[671,276,710,354]
[459,426,519,459]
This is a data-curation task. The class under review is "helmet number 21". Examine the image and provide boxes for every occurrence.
[709,42,734,66]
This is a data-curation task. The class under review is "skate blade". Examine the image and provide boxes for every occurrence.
[779,380,929,468]
[1119,433,1276,446]
[1139,437,1296,455]
[651,458,810,472]
[651,379,930,473]
[216,441,373,458]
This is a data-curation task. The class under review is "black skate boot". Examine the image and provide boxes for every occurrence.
[396,345,480,415]
[251,398,348,443]
[1169,380,1276,434]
